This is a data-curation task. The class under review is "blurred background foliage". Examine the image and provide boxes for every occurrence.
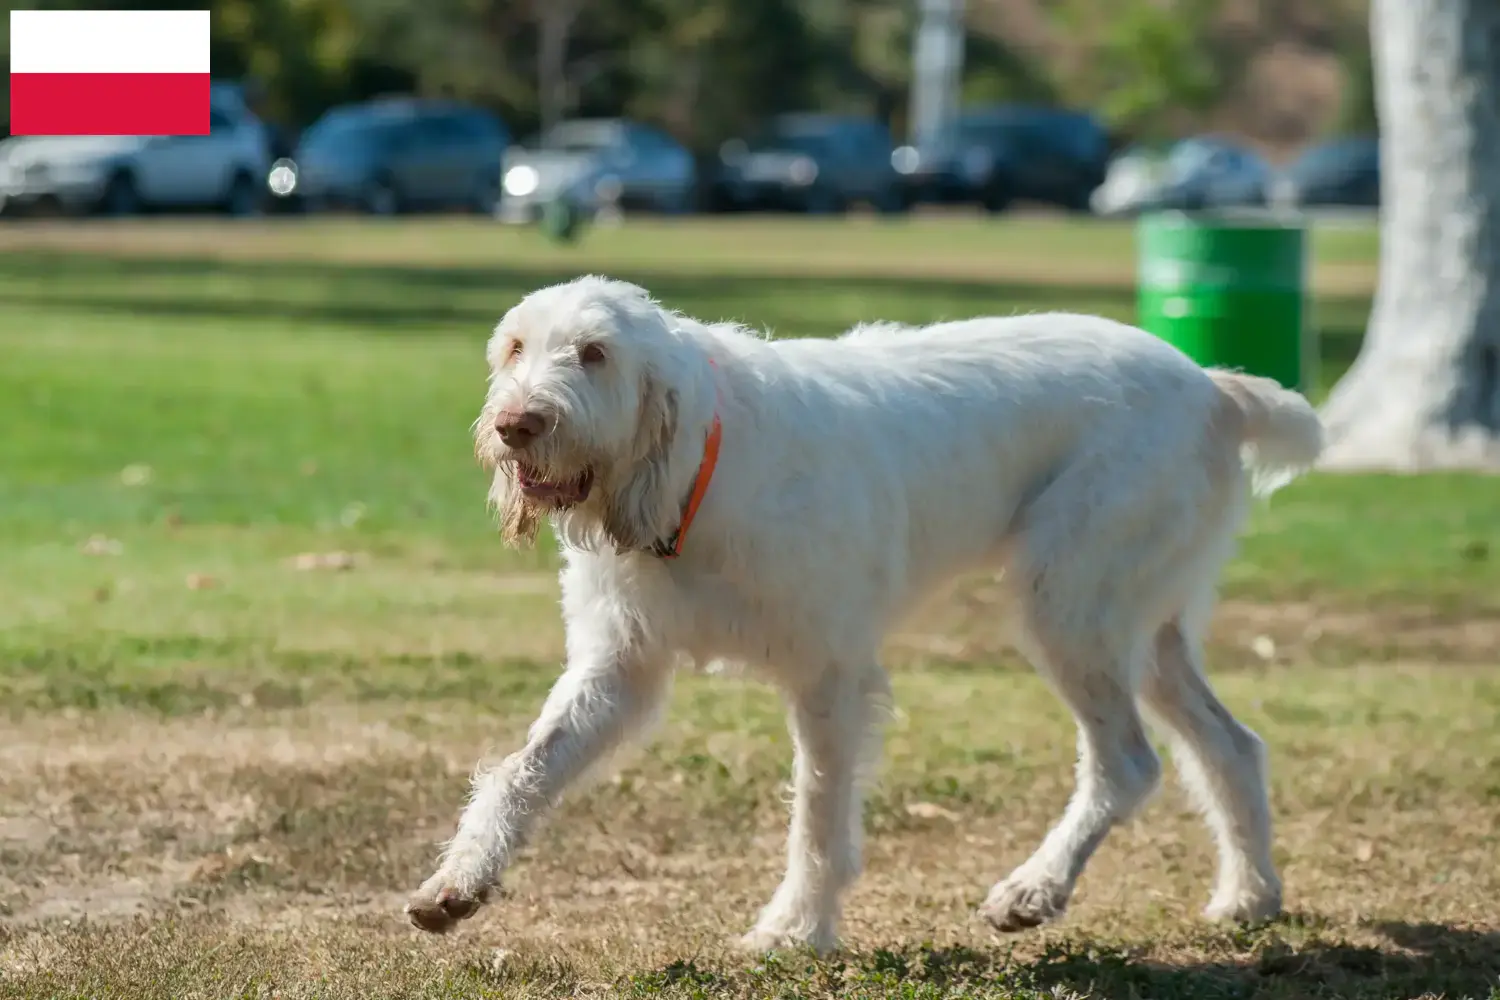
[2,0,1373,153]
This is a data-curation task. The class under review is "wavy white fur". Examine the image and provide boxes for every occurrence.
[406,275,1324,952]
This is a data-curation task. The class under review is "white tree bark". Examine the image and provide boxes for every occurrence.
[1319,0,1500,470]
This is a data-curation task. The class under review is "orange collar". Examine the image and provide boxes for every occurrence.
[653,369,722,559]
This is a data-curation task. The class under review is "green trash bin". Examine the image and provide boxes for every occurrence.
[1137,213,1313,392]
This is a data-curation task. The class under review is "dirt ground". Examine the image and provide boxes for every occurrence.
[4,594,1499,998]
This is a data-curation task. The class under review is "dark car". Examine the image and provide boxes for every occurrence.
[276,98,511,215]
[711,114,906,214]
[498,118,696,222]
[1115,136,1273,215]
[1269,136,1380,210]
[894,105,1111,213]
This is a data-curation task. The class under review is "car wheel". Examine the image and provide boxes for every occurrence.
[980,180,1013,215]
[223,170,263,217]
[802,185,846,215]
[1060,186,1095,214]
[362,177,401,217]
[874,184,912,216]
[656,187,694,215]
[99,172,142,217]
[469,172,501,216]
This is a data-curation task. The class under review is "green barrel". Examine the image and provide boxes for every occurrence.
[1137,213,1312,392]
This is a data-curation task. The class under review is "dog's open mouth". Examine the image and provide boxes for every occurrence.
[516,463,593,508]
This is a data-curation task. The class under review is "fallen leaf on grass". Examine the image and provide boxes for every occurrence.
[80,534,123,556]
[185,573,218,590]
[905,801,962,822]
[119,464,152,487]
[288,551,363,572]
[191,848,273,884]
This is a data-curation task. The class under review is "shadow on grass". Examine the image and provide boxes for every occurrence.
[0,631,558,716]
[1022,920,1500,1000]
[0,250,1371,377]
[619,920,1500,999]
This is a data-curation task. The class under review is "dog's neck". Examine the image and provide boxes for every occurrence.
[649,399,722,559]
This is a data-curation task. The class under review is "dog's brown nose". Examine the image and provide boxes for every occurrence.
[494,407,547,449]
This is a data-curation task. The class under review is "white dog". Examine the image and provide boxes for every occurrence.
[406,276,1323,952]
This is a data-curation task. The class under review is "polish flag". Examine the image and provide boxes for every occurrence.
[9,10,211,137]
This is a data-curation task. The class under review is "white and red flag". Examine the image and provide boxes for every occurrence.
[9,9,211,136]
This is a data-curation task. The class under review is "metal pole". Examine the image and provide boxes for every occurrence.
[909,0,965,150]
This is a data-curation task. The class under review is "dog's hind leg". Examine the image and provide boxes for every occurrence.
[1141,614,1281,923]
[979,620,1162,932]
[740,660,890,955]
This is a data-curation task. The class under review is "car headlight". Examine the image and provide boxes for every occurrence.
[788,156,818,187]
[891,145,920,175]
[503,165,540,198]
[267,158,298,197]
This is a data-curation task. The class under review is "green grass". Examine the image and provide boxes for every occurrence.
[0,216,1493,606]
[1,215,1498,999]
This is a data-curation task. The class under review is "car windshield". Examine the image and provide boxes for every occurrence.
[538,122,623,152]
[750,126,830,154]
[1294,139,1376,172]
[300,112,404,152]
[1167,139,1240,181]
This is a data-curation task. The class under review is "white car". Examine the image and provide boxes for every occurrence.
[0,84,273,217]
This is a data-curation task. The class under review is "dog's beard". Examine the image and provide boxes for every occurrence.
[489,464,544,547]
[480,434,599,549]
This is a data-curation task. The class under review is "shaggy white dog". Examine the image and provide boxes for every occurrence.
[406,276,1323,952]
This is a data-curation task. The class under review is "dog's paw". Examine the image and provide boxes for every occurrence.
[736,924,837,956]
[978,872,1070,933]
[1204,882,1282,925]
[405,880,491,935]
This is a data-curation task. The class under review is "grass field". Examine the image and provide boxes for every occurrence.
[1,215,1498,1000]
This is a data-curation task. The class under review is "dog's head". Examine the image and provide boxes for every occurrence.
[476,276,688,551]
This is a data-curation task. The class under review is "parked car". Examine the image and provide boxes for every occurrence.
[1096,136,1272,216]
[1267,136,1380,210]
[710,113,906,214]
[279,98,511,215]
[0,81,272,217]
[499,118,696,222]
[1089,143,1171,216]
[894,105,1112,213]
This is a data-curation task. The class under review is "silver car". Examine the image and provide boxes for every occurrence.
[0,83,271,217]
[499,119,696,222]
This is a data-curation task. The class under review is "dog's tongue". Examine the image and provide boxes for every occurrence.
[524,480,578,501]
[518,467,589,504]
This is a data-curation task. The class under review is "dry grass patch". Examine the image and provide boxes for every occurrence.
[3,663,1498,998]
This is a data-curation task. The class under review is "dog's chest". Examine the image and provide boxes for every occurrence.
[667,567,843,670]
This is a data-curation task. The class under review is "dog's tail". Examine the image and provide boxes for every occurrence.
[1208,369,1324,497]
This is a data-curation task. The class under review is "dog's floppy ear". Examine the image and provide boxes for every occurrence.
[602,373,679,552]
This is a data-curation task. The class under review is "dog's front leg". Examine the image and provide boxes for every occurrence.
[406,652,670,933]
[741,663,889,955]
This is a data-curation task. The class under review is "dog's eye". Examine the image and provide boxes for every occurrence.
[579,343,606,366]
[506,340,523,364]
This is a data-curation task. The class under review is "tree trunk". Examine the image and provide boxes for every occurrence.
[536,0,583,135]
[1319,0,1500,470]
